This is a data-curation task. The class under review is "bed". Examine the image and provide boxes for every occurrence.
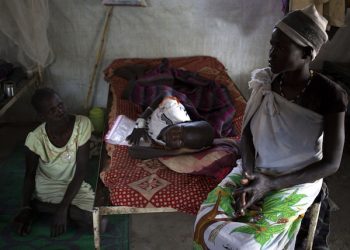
[92,56,247,249]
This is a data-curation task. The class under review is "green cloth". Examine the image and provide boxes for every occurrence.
[25,115,95,211]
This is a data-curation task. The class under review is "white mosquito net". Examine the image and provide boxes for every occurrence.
[0,0,54,70]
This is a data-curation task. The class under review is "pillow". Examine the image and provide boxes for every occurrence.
[158,139,240,181]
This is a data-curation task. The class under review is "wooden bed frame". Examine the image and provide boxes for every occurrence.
[92,89,179,249]
[93,140,179,249]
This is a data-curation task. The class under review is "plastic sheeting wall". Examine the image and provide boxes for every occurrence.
[313,10,350,69]
[2,1,349,119]
[0,0,284,119]
[48,0,284,112]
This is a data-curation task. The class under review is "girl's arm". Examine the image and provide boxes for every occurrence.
[13,148,39,236]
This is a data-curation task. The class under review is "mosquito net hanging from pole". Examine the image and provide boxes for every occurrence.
[0,0,54,71]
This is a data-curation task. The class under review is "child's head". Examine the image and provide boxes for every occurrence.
[147,96,191,145]
[31,88,67,122]
[159,120,214,149]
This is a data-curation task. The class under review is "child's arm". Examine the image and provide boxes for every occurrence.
[127,93,171,145]
[13,148,39,236]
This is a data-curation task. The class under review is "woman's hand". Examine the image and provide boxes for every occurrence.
[234,172,274,212]
[50,206,68,237]
[13,207,36,236]
[126,128,150,145]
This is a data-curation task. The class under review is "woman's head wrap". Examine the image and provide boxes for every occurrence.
[275,4,328,60]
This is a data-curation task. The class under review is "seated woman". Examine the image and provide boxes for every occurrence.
[13,88,95,237]
[194,5,348,250]
[127,94,215,159]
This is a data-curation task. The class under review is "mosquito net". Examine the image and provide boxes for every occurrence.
[0,0,54,70]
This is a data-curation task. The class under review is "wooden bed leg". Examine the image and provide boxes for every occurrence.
[306,202,321,250]
[93,207,101,250]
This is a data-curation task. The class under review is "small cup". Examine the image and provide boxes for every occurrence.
[3,82,15,97]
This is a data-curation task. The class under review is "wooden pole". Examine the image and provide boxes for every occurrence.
[37,64,43,84]
[306,202,321,250]
[93,207,101,250]
[85,6,113,109]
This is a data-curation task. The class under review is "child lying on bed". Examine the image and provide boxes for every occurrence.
[127,94,215,159]
[115,58,237,159]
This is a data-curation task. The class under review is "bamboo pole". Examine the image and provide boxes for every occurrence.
[37,64,43,84]
[85,6,113,109]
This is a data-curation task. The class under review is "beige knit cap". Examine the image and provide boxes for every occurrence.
[275,4,328,60]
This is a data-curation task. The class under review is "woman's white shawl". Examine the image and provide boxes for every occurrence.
[243,68,323,176]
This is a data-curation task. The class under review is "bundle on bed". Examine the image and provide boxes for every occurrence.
[100,56,246,214]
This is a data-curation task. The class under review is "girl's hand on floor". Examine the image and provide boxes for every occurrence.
[51,207,68,237]
[13,208,35,236]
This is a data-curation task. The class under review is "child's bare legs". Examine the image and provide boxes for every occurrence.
[31,200,92,229]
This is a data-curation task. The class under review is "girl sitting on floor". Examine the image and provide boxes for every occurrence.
[14,88,95,237]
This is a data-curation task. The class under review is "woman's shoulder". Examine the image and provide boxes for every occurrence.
[74,115,94,136]
[25,123,46,147]
[28,123,46,138]
[313,72,347,98]
[312,71,348,113]
[250,67,274,82]
[75,114,88,121]
[248,67,275,89]
[74,115,92,126]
